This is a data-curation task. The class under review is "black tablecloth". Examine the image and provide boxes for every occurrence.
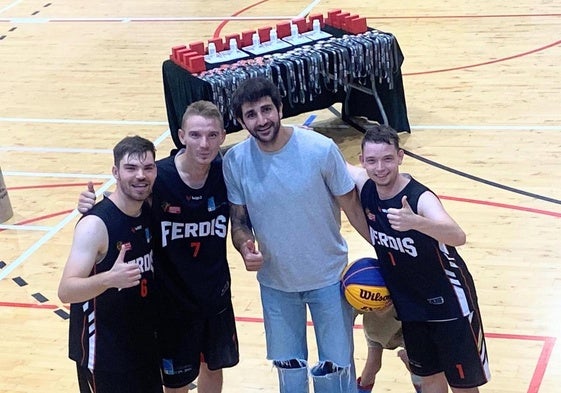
[163,32,410,148]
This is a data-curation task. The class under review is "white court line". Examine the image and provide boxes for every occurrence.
[0,0,23,15]
[3,171,113,179]
[0,209,82,281]
[1,116,559,131]
[411,125,561,131]
[0,129,170,281]
[0,147,112,153]
[0,117,167,126]
[8,16,295,22]
[0,224,52,231]
[0,2,320,23]
[297,0,321,19]
[0,16,300,23]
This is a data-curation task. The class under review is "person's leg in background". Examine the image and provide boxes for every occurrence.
[397,349,423,393]
[357,342,383,392]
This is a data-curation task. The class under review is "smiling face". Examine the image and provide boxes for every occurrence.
[360,141,404,189]
[113,151,156,202]
[238,96,283,148]
[178,114,226,166]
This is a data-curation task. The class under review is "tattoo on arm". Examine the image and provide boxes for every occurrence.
[229,203,254,252]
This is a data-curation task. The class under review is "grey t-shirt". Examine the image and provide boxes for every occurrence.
[223,127,354,292]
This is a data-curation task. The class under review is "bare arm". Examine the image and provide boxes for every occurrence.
[58,216,141,303]
[230,203,254,251]
[229,203,263,271]
[336,187,371,243]
[346,162,369,193]
[387,193,466,247]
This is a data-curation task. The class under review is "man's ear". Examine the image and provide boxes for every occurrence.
[397,148,405,164]
[178,128,185,145]
[112,165,119,180]
[278,103,283,120]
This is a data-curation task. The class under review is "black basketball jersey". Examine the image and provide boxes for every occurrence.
[68,198,158,371]
[360,177,479,322]
[151,154,231,317]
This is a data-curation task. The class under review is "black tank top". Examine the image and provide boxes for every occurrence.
[68,198,157,371]
[152,154,231,317]
[360,176,479,321]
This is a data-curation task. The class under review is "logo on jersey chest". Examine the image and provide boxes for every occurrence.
[186,195,203,201]
[162,202,181,214]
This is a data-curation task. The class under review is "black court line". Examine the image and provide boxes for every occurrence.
[403,150,561,205]
[12,276,28,286]
[54,308,69,319]
[32,292,49,303]
[2,265,66,318]
[0,3,54,42]
[326,106,561,205]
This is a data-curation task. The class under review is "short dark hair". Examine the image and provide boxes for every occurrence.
[182,100,224,130]
[113,135,156,166]
[361,123,401,151]
[232,77,282,120]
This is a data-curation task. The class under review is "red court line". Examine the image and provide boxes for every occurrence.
[404,39,561,76]
[530,336,556,393]
[213,0,270,38]
[0,301,57,309]
[7,182,103,191]
[484,333,557,393]
[440,196,561,218]
[0,306,555,392]
[0,210,73,233]
[367,13,561,20]
[1,182,103,232]
[239,317,556,393]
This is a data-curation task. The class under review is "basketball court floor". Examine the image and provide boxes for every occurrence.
[1,1,560,392]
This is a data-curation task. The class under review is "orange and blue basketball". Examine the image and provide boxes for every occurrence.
[341,257,391,312]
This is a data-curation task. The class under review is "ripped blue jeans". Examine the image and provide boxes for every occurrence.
[260,283,357,393]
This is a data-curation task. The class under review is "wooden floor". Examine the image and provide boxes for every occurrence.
[1,0,560,392]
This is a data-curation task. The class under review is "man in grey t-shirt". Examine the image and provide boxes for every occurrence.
[223,77,370,393]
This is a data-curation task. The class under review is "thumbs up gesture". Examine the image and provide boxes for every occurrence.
[386,196,417,232]
[240,239,264,271]
[78,181,97,213]
[109,244,141,289]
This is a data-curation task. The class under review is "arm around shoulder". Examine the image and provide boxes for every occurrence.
[337,187,371,244]
[346,162,369,193]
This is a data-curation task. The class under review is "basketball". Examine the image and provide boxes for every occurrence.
[341,257,391,312]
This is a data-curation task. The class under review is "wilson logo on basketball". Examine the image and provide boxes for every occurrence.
[359,289,391,302]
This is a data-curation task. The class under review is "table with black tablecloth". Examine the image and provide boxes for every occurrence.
[162,28,410,148]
